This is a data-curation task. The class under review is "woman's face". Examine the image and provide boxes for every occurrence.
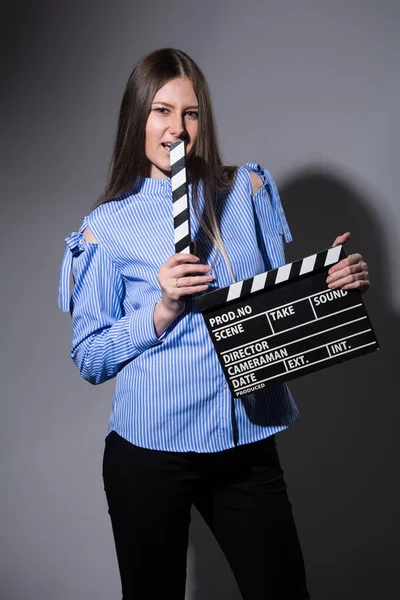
[145,77,199,178]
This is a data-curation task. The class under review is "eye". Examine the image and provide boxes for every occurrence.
[154,107,169,114]
[185,111,199,119]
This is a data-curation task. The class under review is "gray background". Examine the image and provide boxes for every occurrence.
[2,0,399,598]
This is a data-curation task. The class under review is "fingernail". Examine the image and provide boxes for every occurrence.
[326,276,333,283]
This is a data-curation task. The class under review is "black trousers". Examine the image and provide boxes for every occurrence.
[102,430,310,600]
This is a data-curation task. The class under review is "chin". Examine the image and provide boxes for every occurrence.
[159,163,171,175]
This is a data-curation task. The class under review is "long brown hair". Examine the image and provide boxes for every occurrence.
[99,48,237,277]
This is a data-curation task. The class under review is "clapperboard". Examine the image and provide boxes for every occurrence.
[194,246,378,397]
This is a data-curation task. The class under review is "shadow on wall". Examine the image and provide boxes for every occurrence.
[187,166,399,600]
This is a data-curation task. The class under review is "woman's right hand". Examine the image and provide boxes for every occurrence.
[154,253,214,336]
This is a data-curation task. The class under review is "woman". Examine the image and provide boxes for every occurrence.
[59,48,369,599]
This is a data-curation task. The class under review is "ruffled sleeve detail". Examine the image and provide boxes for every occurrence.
[246,162,292,243]
[58,219,88,312]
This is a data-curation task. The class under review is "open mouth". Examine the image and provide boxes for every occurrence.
[162,143,172,151]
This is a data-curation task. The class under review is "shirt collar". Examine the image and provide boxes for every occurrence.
[134,176,172,194]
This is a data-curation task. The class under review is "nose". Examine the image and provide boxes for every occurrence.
[169,113,186,138]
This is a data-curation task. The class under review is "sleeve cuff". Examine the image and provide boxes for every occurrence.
[129,303,167,354]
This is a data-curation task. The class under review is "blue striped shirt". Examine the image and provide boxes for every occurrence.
[59,163,299,452]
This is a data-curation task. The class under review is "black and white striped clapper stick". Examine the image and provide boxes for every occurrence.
[195,246,349,310]
[170,140,191,254]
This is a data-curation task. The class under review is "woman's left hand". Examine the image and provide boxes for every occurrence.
[326,232,370,294]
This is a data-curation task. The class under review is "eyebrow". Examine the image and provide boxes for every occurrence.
[152,101,199,109]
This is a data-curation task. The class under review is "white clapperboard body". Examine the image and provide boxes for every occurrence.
[194,245,379,397]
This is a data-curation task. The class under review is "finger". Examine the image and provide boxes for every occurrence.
[340,280,370,293]
[332,232,351,247]
[162,253,201,269]
[175,275,214,288]
[327,254,363,275]
[347,253,364,265]
[327,272,368,289]
[172,263,212,278]
[172,283,210,297]
[327,262,364,283]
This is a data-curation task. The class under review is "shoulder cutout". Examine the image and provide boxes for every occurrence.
[83,227,99,243]
[249,171,263,195]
